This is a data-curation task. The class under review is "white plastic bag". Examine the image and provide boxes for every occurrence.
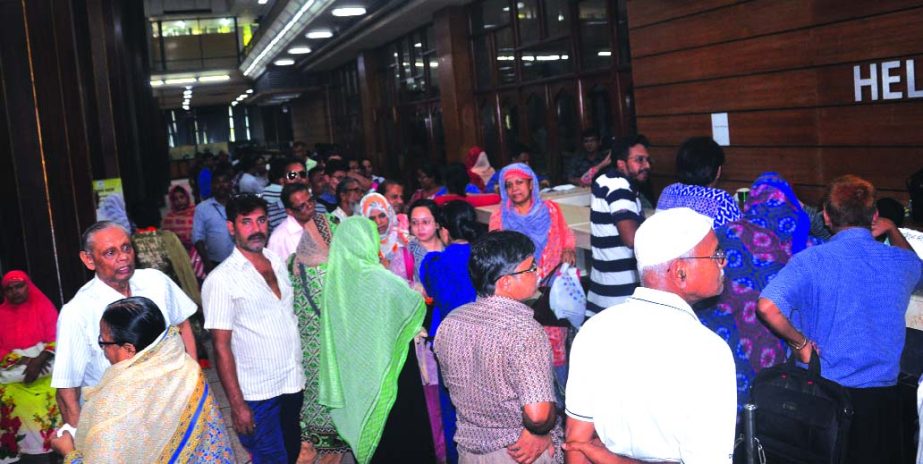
[549,263,586,328]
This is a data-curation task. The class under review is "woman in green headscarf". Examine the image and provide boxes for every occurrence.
[318,216,432,464]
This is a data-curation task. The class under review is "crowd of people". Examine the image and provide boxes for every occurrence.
[0,132,921,464]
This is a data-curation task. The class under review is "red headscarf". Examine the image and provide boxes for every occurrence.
[0,271,58,359]
[466,146,495,192]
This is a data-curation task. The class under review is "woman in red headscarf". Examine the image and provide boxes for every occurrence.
[0,271,60,461]
[465,146,496,193]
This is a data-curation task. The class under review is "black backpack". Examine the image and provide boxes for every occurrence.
[749,349,853,464]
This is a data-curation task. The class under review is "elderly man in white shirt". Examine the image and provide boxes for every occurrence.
[267,183,315,260]
[52,221,198,427]
[564,207,736,464]
[203,194,305,464]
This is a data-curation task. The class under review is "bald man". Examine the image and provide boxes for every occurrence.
[564,208,736,464]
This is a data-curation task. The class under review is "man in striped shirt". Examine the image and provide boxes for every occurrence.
[203,194,305,464]
[587,134,652,316]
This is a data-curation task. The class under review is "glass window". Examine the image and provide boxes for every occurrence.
[480,100,500,163]
[588,85,613,141]
[579,0,612,70]
[520,40,572,81]
[555,91,578,155]
[517,0,540,44]
[496,28,516,85]
[473,35,493,89]
[544,0,570,38]
[471,0,511,33]
[425,26,436,54]
[526,94,547,174]
[501,99,520,156]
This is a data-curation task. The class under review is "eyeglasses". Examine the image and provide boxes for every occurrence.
[98,336,123,349]
[679,248,727,266]
[286,170,308,180]
[505,260,539,277]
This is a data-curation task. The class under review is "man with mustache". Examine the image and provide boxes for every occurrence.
[202,194,305,464]
[52,221,199,427]
[587,134,652,317]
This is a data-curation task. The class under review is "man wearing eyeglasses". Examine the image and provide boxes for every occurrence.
[435,231,563,464]
[565,207,736,464]
[263,158,310,232]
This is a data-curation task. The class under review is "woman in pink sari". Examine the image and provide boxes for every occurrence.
[488,163,576,402]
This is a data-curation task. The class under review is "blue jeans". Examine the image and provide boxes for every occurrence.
[238,391,304,464]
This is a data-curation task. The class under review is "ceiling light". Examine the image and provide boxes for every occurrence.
[414,42,422,48]
[165,77,197,85]
[231,101,238,106]
[150,80,164,87]
[182,106,190,110]
[183,90,192,95]
[332,7,366,17]
[288,46,312,55]
[597,50,612,57]
[243,0,316,77]
[246,89,254,94]
[258,0,269,4]
[306,30,333,39]
[274,58,295,66]
[198,75,231,83]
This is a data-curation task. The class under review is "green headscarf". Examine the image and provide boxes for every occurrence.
[318,216,426,464]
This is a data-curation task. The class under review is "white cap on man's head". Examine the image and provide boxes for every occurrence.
[635,207,713,271]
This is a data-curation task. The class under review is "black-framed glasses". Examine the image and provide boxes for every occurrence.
[679,248,727,266]
[506,261,539,277]
[98,336,123,349]
[286,170,307,180]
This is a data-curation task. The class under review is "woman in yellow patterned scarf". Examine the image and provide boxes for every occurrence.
[51,297,235,463]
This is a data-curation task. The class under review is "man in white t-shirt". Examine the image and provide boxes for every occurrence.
[52,221,198,427]
[203,194,305,463]
[564,208,736,464]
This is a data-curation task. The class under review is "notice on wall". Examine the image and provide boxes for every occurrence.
[92,178,125,223]
[711,112,730,146]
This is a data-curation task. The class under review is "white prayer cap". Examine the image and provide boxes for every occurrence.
[635,207,713,271]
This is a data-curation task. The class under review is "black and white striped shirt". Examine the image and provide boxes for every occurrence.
[587,170,644,316]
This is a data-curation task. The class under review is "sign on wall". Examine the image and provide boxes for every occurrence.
[854,59,923,102]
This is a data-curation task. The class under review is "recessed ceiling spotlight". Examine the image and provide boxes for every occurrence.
[231,101,238,106]
[306,30,333,39]
[258,0,269,4]
[274,58,295,66]
[288,46,312,55]
[332,6,366,17]
[246,89,254,94]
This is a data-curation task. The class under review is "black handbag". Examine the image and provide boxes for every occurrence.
[749,349,854,464]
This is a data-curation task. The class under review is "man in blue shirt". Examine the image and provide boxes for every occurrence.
[193,170,236,273]
[758,175,922,464]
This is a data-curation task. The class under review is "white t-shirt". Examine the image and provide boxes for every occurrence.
[52,269,197,388]
[202,247,305,401]
[267,215,304,261]
[566,287,737,464]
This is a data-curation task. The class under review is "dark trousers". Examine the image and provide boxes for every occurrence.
[239,391,305,464]
[845,385,900,464]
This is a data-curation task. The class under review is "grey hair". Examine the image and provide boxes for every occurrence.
[638,249,693,287]
[81,221,130,253]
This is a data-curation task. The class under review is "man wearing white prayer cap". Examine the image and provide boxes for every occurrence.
[563,207,737,464]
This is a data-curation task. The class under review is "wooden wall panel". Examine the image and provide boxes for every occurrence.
[628,1,923,207]
[633,6,923,86]
[631,0,922,58]
[628,0,737,29]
